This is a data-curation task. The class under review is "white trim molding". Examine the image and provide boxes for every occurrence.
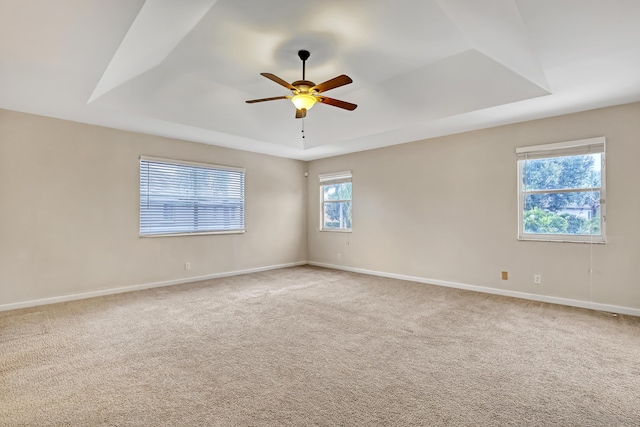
[0,262,306,312]
[307,262,640,317]
[4,261,638,318]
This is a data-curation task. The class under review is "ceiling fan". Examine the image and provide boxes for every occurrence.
[246,50,357,119]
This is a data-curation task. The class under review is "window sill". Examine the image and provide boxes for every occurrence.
[320,229,352,233]
[518,235,605,244]
[140,230,246,238]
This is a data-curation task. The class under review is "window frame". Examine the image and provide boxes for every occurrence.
[516,137,606,243]
[319,171,353,232]
[139,156,246,237]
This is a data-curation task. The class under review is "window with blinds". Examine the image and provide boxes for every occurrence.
[516,137,605,243]
[140,157,245,236]
[319,171,352,231]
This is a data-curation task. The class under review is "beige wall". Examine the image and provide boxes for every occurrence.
[307,102,640,310]
[0,110,307,305]
[3,103,639,311]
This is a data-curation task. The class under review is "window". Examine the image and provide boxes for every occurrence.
[516,137,605,243]
[319,171,352,231]
[140,157,245,236]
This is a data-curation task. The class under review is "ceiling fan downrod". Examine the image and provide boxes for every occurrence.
[298,50,310,80]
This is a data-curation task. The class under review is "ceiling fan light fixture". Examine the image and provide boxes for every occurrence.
[291,93,317,110]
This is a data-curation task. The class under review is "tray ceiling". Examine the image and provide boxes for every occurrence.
[1,0,639,160]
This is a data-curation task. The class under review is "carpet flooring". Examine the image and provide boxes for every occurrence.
[1,266,639,426]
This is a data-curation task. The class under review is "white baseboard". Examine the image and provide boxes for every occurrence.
[5,261,638,317]
[0,261,307,312]
[308,262,640,317]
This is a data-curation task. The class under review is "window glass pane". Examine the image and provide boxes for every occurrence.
[522,153,602,191]
[523,191,601,235]
[323,201,352,229]
[324,182,352,201]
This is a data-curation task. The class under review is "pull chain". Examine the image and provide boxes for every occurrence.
[301,118,305,139]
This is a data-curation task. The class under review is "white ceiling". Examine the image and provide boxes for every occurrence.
[1,0,639,161]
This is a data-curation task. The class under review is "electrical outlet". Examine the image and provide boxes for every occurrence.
[534,274,541,284]
[501,271,508,280]
[337,253,341,261]
[185,262,191,270]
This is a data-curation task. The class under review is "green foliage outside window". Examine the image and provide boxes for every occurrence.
[323,182,352,229]
[522,153,601,236]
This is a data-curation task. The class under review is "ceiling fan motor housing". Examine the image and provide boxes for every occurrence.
[291,80,316,93]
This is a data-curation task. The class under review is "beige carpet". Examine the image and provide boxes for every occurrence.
[1,266,639,426]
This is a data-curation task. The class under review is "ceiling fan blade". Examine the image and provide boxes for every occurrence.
[261,73,296,91]
[295,108,307,119]
[245,96,290,104]
[310,75,353,93]
[317,96,357,111]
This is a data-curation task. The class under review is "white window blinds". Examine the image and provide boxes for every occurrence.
[319,171,352,184]
[516,137,605,160]
[140,157,245,236]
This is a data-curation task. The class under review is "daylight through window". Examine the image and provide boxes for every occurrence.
[320,171,352,231]
[140,157,245,236]
[516,137,605,243]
